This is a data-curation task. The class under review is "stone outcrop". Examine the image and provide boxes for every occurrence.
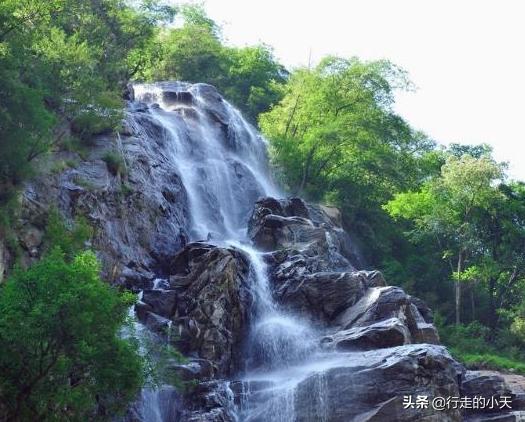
[17,107,191,276]
[138,242,253,377]
[294,345,463,422]
[273,270,386,323]
[322,317,412,350]
[236,345,463,422]
[249,197,440,349]
[461,371,525,421]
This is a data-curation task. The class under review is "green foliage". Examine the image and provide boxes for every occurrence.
[0,249,144,420]
[384,154,507,324]
[261,45,525,360]
[61,136,90,160]
[117,182,133,199]
[260,56,434,261]
[71,95,124,141]
[44,208,93,259]
[0,0,175,211]
[148,5,287,121]
[102,150,127,176]
[50,158,78,174]
[438,321,525,374]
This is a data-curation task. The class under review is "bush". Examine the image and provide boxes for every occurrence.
[61,137,90,160]
[44,208,93,259]
[102,151,127,176]
[438,320,525,374]
[455,352,525,375]
[70,94,123,141]
[0,249,144,420]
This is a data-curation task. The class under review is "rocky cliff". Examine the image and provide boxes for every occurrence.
[8,82,525,421]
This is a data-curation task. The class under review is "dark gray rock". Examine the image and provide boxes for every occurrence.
[302,345,461,421]
[248,197,354,269]
[461,370,519,419]
[140,311,172,335]
[141,289,177,319]
[336,286,440,345]
[123,386,181,422]
[181,381,237,422]
[296,345,462,421]
[461,371,512,399]
[19,224,43,257]
[274,270,385,322]
[18,101,192,278]
[115,266,155,292]
[465,413,525,421]
[167,358,214,382]
[322,317,411,350]
[242,344,463,422]
[168,242,253,377]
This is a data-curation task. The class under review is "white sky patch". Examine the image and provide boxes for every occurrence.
[180,0,524,180]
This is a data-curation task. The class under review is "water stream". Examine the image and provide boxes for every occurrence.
[127,82,336,421]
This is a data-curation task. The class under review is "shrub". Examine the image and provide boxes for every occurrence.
[0,249,144,420]
[44,208,93,259]
[102,151,127,176]
[70,93,123,141]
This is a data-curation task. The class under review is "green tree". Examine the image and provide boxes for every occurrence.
[260,56,434,259]
[0,0,175,228]
[150,5,286,121]
[384,155,505,324]
[473,181,525,329]
[0,249,143,421]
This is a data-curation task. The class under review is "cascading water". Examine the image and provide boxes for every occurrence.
[127,82,339,421]
[133,81,279,240]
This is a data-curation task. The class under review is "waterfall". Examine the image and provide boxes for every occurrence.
[126,82,334,421]
[133,82,280,241]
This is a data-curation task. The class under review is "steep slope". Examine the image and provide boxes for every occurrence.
[11,82,525,421]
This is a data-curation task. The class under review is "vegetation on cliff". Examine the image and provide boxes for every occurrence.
[1,1,525,418]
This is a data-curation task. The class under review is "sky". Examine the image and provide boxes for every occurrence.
[197,0,524,180]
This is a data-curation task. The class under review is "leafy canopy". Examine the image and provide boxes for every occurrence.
[260,56,435,256]
[0,249,143,421]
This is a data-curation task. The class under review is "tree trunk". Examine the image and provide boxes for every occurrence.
[298,145,316,194]
[455,250,464,325]
[470,282,475,322]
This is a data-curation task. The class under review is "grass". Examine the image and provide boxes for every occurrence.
[449,348,525,375]
[50,159,79,175]
[102,151,127,176]
[62,137,90,160]
[437,320,525,375]
[72,175,96,191]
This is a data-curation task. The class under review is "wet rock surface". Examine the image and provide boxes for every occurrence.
[18,108,191,276]
[293,345,463,422]
[139,242,253,377]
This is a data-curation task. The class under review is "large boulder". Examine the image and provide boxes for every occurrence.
[460,371,525,420]
[273,270,386,323]
[123,386,181,422]
[180,381,237,422]
[322,317,411,350]
[336,286,440,346]
[150,242,253,377]
[239,344,463,422]
[248,197,358,271]
[20,110,191,277]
